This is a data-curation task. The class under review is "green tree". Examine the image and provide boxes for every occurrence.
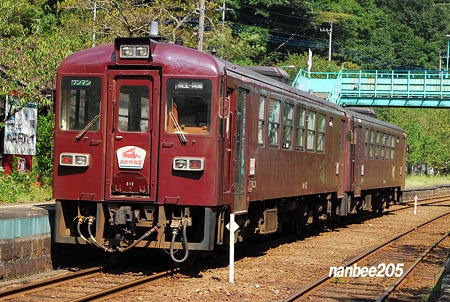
[375,107,450,174]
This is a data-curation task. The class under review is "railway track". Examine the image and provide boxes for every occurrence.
[0,266,103,300]
[1,196,449,301]
[283,205,450,301]
[0,264,182,301]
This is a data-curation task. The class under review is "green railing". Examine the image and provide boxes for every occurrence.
[292,69,450,107]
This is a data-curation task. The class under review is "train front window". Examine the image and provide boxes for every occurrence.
[60,77,101,131]
[118,85,149,132]
[166,79,212,135]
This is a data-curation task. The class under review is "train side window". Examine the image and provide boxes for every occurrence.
[295,107,306,151]
[258,95,266,147]
[118,85,149,132]
[307,110,316,152]
[268,98,281,148]
[380,133,385,159]
[364,128,369,158]
[386,134,391,160]
[369,129,374,159]
[375,131,380,159]
[391,136,396,160]
[282,102,294,150]
[165,79,212,135]
[317,113,326,152]
[60,77,102,131]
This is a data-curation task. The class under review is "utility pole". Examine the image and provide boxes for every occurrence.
[216,0,233,29]
[320,21,333,62]
[92,0,97,47]
[197,0,205,52]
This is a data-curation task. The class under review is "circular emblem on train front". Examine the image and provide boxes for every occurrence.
[117,146,146,169]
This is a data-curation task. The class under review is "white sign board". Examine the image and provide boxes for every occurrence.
[116,146,146,169]
[3,96,37,155]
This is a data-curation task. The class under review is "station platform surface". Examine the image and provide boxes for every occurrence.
[0,202,54,240]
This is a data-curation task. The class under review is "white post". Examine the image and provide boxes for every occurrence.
[226,213,239,283]
[229,213,235,282]
[414,195,418,215]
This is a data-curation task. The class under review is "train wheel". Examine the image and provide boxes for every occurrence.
[210,243,222,259]
[292,220,302,235]
[372,206,382,216]
[187,251,197,265]
[328,214,341,229]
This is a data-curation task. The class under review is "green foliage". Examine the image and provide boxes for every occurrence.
[276,52,360,81]
[375,107,450,174]
[206,26,269,65]
[35,110,54,186]
[0,157,52,203]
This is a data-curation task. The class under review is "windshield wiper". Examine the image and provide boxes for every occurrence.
[76,115,100,140]
[169,111,187,144]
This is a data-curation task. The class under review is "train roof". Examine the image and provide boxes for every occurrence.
[58,39,225,77]
[57,43,114,74]
[347,108,405,133]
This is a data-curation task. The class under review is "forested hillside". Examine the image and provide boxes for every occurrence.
[0,0,449,176]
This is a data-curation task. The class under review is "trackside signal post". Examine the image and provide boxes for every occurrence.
[226,214,239,283]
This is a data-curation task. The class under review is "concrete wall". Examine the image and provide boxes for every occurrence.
[0,234,53,280]
[0,203,54,282]
[403,184,450,202]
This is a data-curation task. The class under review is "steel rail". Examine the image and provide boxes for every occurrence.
[69,267,183,301]
[376,230,450,302]
[282,210,450,301]
[0,266,103,299]
[397,195,450,210]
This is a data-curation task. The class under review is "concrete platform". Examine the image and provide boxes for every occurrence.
[0,202,54,240]
[0,202,54,281]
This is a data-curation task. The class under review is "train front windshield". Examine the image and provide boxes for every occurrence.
[165,79,212,135]
[59,77,102,131]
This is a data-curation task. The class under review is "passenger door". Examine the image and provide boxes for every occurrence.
[353,120,362,197]
[337,119,345,198]
[230,88,249,213]
[105,71,159,200]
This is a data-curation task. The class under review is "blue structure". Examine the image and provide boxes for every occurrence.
[293,69,450,107]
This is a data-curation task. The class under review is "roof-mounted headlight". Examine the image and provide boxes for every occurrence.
[135,46,149,57]
[120,46,134,57]
[119,45,150,59]
[173,157,205,171]
[115,37,152,62]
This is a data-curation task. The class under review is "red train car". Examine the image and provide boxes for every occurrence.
[53,37,406,262]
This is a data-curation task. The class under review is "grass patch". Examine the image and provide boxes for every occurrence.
[405,175,450,188]
[0,167,52,204]
[425,271,444,301]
